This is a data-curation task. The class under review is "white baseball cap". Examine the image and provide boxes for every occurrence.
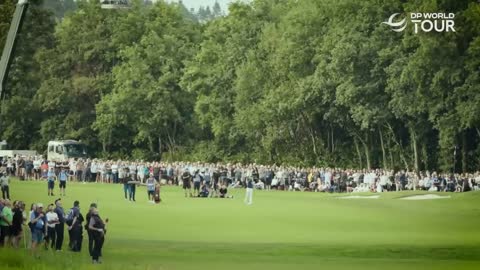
[37,203,44,208]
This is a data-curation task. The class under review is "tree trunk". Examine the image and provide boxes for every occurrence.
[364,133,371,170]
[327,127,330,153]
[421,143,428,171]
[410,128,419,173]
[148,137,154,152]
[386,123,409,170]
[158,137,162,160]
[357,133,371,170]
[379,128,387,169]
[310,128,318,158]
[331,126,335,152]
[462,131,467,173]
[301,113,318,159]
[389,146,394,170]
[354,137,363,169]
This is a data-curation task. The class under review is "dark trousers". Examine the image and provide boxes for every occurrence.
[0,225,9,245]
[1,185,9,199]
[88,230,94,256]
[76,171,82,181]
[47,227,56,249]
[91,232,104,261]
[129,184,136,201]
[90,173,97,182]
[55,222,64,250]
[70,227,82,252]
[123,183,129,199]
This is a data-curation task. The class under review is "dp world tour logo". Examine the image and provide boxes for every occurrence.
[383,12,455,33]
[382,13,407,32]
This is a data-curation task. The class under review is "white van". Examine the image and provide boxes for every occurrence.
[47,140,87,162]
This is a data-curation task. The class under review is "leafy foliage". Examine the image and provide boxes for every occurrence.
[1,0,480,172]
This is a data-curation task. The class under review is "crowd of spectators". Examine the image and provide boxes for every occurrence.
[0,197,107,264]
[1,155,479,194]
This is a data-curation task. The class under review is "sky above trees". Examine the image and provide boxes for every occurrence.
[166,0,240,11]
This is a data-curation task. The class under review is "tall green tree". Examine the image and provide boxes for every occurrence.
[0,0,55,150]
[94,0,201,159]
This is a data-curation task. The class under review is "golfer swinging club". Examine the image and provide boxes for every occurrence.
[244,176,254,205]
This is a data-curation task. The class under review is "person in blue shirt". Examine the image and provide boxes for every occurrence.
[47,168,57,197]
[30,203,47,258]
[59,169,68,196]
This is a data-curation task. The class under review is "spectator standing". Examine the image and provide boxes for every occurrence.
[47,168,57,196]
[88,207,108,264]
[121,168,129,200]
[127,172,136,202]
[59,169,68,196]
[146,174,156,202]
[111,162,119,184]
[30,203,46,258]
[137,163,146,183]
[40,160,49,179]
[67,201,83,252]
[45,204,59,250]
[90,160,98,182]
[0,199,13,246]
[54,199,65,251]
[83,159,91,182]
[25,158,34,180]
[85,203,97,259]
[10,201,25,248]
[105,162,112,183]
[17,156,25,180]
[154,182,161,204]
[181,170,192,198]
[69,159,77,181]
[0,172,10,199]
[76,160,84,182]
[193,170,202,197]
[33,157,41,180]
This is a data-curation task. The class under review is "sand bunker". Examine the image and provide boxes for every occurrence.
[338,195,380,199]
[400,194,451,200]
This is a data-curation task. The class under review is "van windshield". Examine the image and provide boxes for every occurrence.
[64,144,87,157]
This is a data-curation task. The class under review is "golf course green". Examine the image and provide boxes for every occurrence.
[1,180,480,270]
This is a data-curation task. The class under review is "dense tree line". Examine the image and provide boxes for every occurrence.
[0,0,479,172]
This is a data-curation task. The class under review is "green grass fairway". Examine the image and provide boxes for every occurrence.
[2,180,480,270]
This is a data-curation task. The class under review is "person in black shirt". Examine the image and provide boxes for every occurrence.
[88,207,108,264]
[11,201,25,248]
[68,201,84,252]
[85,203,97,258]
[219,185,233,199]
[181,170,192,197]
[54,199,65,251]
